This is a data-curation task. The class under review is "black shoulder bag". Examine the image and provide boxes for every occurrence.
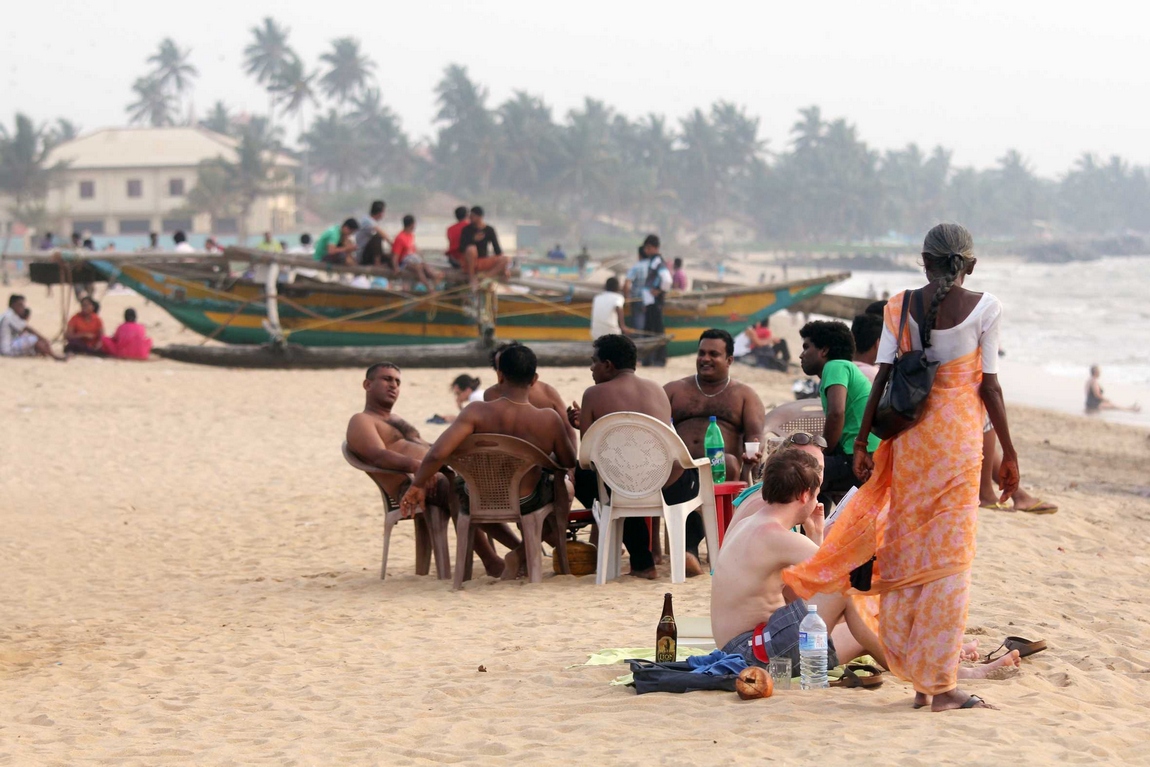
[870,289,939,440]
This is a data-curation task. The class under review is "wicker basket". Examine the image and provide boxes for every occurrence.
[556,539,597,576]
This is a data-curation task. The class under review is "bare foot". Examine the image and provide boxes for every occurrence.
[1009,487,1040,509]
[931,688,998,711]
[961,639,980,662]
[684,553,704,578]
[961,650,1021,680]
[481,556,505,578]
[500,548,526,581]
[627,567,658,580]
[913,692,930,709]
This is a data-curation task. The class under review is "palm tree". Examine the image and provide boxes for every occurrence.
[199,101,234,136]
[432,64,495,193]
[555,99,616,228]
[126,76,176,127]
[0,114,69,247]
[319,38,375,105]
[244,17,294,121]
[495,91,559,195]
[148,38,198,101]
[303,109,365,192]
[271,54,319,128]
[44,118,81,150]
[351,88,412,184]
[214,118,288,242]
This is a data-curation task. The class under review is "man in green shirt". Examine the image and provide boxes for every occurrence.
[313,218,360,264]
[799,320,881,501]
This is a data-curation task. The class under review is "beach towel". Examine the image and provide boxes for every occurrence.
[783,294,985,696]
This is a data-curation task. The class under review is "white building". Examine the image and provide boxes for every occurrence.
[41,127,297,239]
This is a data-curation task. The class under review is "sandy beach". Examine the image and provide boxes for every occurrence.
[4,281,1150,765]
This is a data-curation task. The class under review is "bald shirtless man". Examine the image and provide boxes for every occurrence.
[485,341,577,447]
[665,328,765,574]
[346,362,513,576]
[401,344,576,579]
[712,448,1020,705]
[567,334,701,579]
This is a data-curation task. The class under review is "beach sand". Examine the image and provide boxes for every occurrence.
[4,281,1150,765]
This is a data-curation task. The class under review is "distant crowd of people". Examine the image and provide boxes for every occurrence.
[0,293,152,362]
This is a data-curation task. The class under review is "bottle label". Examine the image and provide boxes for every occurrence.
[655,636,677,662]
[799,631,827,651]
[707,447,725,480]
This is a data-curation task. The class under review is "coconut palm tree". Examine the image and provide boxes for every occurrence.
[495,91,559,195]
[319,38,375,106]
[199,101,234,136]
[0,113,69,248]
[351,88,413,184]
[303,109,365,192]
[244,17,294,121]
[148,38,198,100]
[271,54,319,129]
[126,76,176,127]
[44,118,81,150]
[217,117,288,243]
[432,64,495,193]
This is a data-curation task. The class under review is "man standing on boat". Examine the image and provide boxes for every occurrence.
[639,235,671,367]
[357,200,393,268]
[665,329,766,575]
[458,206,512,288]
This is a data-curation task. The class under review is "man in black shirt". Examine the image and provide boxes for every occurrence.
[458,206,511,288]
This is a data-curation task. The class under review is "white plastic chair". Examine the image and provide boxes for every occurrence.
[578,412,718,584]
[342,442,451,580]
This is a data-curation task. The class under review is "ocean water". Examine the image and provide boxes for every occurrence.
[833,255,1150,427]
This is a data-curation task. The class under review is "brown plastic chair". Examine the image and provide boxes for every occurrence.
[444,434,572,589]
[762,400,827,451]
[342,442,451,580]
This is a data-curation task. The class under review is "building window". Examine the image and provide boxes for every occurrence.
[127,179,143,198]
[169,178,185,196]
[119,219,151,234]
[72,219,105,235]
[79,181,95,199]
[213,217,238,234]
[162,217,193,233]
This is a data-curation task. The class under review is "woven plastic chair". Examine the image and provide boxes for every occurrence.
[342,442,451,580]
[578,412,718,584]
[444,434,572,589]
[762,400,827,453]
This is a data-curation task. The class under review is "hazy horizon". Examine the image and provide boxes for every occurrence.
[3,0,1146,176]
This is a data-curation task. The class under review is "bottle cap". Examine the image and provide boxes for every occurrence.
[709,415,717,422]
[808,605,818,612]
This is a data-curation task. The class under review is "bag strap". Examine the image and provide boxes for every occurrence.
[914,289,929,349]
[895,290,912,357]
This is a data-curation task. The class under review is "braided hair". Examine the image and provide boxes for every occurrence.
[919,223,974,348]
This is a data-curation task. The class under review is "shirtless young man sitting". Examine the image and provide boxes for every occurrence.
[346,362,514,576]
[566,334,700,579]
[665,329,765,575]
[401,344,577,579]
[712,448,1021,697]
[485,341,577,447]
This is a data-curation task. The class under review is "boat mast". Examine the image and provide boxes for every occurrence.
[262,261,285,344]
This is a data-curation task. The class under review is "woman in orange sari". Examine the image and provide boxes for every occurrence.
[784,223,1019,711]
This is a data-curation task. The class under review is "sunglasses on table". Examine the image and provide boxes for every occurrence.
[785,432,828,449]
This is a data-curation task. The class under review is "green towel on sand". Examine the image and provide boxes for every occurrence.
[576,647,711,686]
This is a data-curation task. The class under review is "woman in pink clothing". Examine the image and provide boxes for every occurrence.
[101,308,153,360]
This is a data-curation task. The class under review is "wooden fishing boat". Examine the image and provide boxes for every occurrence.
[153,335,669,369]
[77,249,847,357]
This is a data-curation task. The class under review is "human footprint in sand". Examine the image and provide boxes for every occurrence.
[346,362,517,577]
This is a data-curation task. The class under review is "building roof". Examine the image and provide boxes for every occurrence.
[46,127,298,170]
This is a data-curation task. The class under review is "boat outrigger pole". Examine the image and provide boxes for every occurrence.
[262,261,285,345]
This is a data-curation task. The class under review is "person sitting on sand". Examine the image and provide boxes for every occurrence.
[64,296,105,355]
[1086,364,1140,414]
[430,374,485,424]
[314,218,360,266]
[712,448,1022,686]
[391,215,443,289]
[851,312,883,383]
[101,308,153,360]
[567,334,699,579]
[665,329,765,575]
[401,345,576,579]
[485,341,577,447]
[0,295,65,360]
[347,362,516,577]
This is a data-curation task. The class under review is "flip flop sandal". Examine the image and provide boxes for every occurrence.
[979,502,1012,511]
[983,635,1048,662]
[1015,500,1058,514]
[960,694,989,709]
[831,663,885,689]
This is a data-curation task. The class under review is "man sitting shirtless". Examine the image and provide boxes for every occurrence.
[486,341,577,447]
[346,362,514,576]
[401,345,576,578]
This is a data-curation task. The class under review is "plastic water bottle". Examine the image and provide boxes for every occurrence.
[798,604,829,689]
[704,416,726,484]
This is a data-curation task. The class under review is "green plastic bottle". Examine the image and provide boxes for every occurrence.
[705,416,726,484]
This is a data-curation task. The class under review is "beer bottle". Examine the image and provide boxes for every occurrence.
[655,592,677,662]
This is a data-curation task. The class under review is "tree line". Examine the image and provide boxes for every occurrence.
[4,16,1150,246]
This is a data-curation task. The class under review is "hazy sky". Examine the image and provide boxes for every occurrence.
[3,0,1144,175]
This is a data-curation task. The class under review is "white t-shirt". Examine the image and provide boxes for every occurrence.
[591,291,626,339]
[467,388,485,404]
[0,308,29,354]
[733,331,752,358]
[174,242,196,253]
[876,292,1002,373]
